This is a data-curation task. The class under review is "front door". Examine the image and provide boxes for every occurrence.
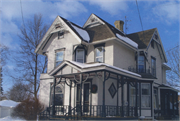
[76,83,90,112]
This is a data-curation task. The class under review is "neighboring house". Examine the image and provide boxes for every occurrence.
[0,100,19,118]
[36,14,179,120]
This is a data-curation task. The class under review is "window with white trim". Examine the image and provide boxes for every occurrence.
[138,55,145,73]
[55,50,64,67]
[154,89,158,109]
[76,49,85,63]
[151,57,156,77]
[51,85,64,105]
[141,83,151,108]
[130,84,139,107]
[95,47,104,62]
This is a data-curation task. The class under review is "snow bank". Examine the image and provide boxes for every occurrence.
[69,61,141,77]
[0,100,20,108]
[0,116,26,121]
[116,33,138,48]
[70,24,90,42]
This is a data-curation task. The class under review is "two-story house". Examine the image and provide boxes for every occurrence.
[35,14,179,120]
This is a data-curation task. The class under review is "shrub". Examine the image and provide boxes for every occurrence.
[11,98,44,120]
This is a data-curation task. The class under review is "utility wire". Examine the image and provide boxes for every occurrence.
[135,0,146,42]
[20,0,25,28]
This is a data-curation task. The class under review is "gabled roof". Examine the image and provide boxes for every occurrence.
[35,16,90,54]
[127,28,156,49]
[84,14,138,49]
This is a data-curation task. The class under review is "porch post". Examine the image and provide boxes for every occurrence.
[116,75,119,116]
[68,80,72,115]
[139,82,141,116]
[102,71,106,117]
[127,81,129,116]
[121,76,124,117]
[79,74,83,116]
[135,80,138,117]
[52,78,56,115]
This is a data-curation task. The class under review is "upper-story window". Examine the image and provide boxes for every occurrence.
[151,57,156,77]
[55,49,64,67]
[76,49,85,63]
[138,55,145,73]
[151,40,154,48]
[95,46,104,63]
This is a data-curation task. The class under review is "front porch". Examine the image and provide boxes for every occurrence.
[39,61,153,120]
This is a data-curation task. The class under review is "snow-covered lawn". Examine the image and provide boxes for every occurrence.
[0,116,26,121]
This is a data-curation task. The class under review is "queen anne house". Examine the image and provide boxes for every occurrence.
[36,14,179,120]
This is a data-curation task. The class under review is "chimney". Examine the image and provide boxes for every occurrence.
[114,20,124,32]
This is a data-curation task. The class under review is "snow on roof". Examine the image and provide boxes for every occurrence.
[0,116,26,121]
[0,100,20,108]
[163,63,171,69]
[116,33,138,48]
[70,23,90,42]
[69,61,141,77]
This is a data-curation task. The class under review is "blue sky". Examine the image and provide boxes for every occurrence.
[1,0,180,92]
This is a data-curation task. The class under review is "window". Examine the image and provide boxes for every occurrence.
[58,31,64,39]
[51,85,64,105]
[76,49,85,63]
[151,57,156,76]
[95,46,104,62]
[138,55,145,73]
[130,84,139,107]
[151,40,154,48]
[141,83,150,108]
[55,50,64,67]
[154,89,158,109]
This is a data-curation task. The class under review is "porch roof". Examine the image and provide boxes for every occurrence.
[49,60,146,80]
[159,84,179,92]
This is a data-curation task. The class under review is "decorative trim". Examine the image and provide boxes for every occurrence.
[108,83,117,98]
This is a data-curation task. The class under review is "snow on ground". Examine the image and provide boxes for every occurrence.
[0,116,26,121]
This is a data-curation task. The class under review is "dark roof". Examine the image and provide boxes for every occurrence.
[127,28,156,49]
[86,24,115,42]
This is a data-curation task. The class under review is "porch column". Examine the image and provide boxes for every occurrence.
[52,78,56,115]
[135,80,138,117]
[121,76,124,117]
[139,82,141,116]
[127,81,129,116]
[102,71,106,117]
[68,81,72,115]
[79,74,83,116]
[116,75,119,116]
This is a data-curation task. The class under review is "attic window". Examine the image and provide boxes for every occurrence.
[55,24,62,29]
[91,18,95,22]
[151,40,154,48]
[58,31,64,39]
[155,34,158,40]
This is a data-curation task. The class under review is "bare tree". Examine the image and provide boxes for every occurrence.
[166,45,180,88]
[0,44,9,98]
[6,82,32,102]
[13,14,48,100]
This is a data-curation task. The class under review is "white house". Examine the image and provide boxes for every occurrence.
[0,100,19,118]
[36,14,179,120]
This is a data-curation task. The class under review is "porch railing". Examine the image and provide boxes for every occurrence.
[154,109,179,120]
[39,105,136,120]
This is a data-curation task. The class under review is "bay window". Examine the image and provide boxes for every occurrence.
[51,85,64,105]
[154,89,158,109]
[138,55,145,73]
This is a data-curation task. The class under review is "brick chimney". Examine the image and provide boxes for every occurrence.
[114,20,124,32]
